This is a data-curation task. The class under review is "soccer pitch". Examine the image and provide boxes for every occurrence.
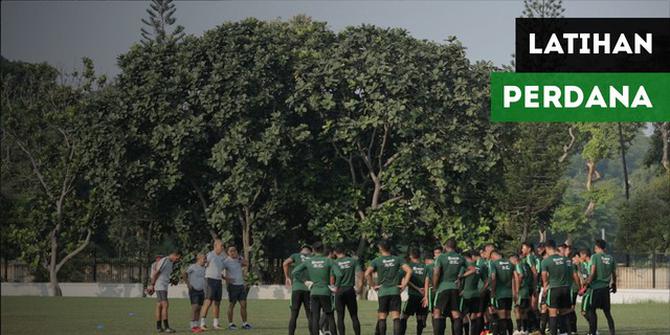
[1,297,668,335]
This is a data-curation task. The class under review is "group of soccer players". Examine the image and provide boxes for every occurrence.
[284,238,618,335]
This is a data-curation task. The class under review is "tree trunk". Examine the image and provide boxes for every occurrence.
[585,160,599,216]
[241,207,252,276]
[618,123,630,200]
[521,220,529,244]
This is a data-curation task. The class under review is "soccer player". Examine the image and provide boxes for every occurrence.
[148,250,181,333]
[511,254,532,335]
[563,245,579,335]
[333,245,363,335]
[540,240,579,335]
[284,245,313,335]
[520,242,540,334]
[490,250,514,335]
[462,251,485,335]
[577,249,592,328]
[423,251,436,322]
[479,244,497,333]
[432,239,470,335]
[292,242,338,335]
[223,246,252,330]
[184,253,206,333]
[365,240,412,335]
[583,239,616,335]
[200,239,226,330]
[400,248,429,335]
[535,242,548,335]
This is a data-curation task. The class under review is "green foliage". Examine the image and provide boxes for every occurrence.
[522,0,565,18]
[141,0,185,46]
[617,175,670,253]
[1,57,119,292]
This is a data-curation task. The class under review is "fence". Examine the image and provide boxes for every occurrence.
[2,253,669,289]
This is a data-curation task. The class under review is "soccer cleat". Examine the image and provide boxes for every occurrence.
[212,324,223,330]
[228,323,238,330]
[164,328,176,333]
[242,323,252,330]
[199,324,208,331]
[191,327,204,333]
[157,328,165,333]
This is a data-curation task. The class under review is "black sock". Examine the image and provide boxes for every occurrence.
[549,316,558,335]
[570,311,577,333]
[516,318,522,331]
[393,318,402,335]
[453,317,463,335]
[559,314,568,333]
[540,313,548,333]
[378,319,387,335]
[417,318,426,335]
[463,319,469,335]
[433,318,445,335]
[507,319,514,335]
[399,318,407,335]
[163,319,170,329]
[156,320,162,330]
[604,309,616,335]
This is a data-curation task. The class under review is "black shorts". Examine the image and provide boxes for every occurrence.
[494,297,513,310]
[156,290,168,302]
[547,286,571,309]
[378,294,401,313]
[205,278,223,302]
[189,288,204,305]
[403,294,428,316]
[435,289,461,313]
[462,297,481,315]
[335,287,358,315]
[479,289,491,313]
[516,297,530,309]
[227,284,248,303]
[291,290,311,311]
[590,287,611,311]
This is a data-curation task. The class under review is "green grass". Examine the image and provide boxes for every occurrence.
[1,296,668,334]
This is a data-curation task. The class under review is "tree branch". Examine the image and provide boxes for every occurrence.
[558,126,576,163]
[55,229,92,273]
[2,128,54,199]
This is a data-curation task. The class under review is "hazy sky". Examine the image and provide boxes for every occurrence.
[2,1,669,76]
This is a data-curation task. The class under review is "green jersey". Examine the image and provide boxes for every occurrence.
[370,255,405,297]
[515,262,533,299]
[333,257,361,288]
[434,251,466,293]
[405,261,427,297]
[492,259,514,299]
[540,254,571,288]
[579,260,591,281]
[590,253,616,289]
[292,254,338,296]
[475,258,490,290]
[567,258,579,291]
[462,261,483,299]
[289,253,310,291]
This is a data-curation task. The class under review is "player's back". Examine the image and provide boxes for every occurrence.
[371,255,404,296]
[435,251,465,292]
[541,254,570,288]
[334,256,359,288]
[591,253,616,289]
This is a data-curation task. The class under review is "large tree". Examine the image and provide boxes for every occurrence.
[1,57,115,295]
[292,26,502,255]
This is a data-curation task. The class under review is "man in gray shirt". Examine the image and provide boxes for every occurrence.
[200,239,226,330]
[223,246,251,330]
[184,253,206,332]
[148,250,181,333]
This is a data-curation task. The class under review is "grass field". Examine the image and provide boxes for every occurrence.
[1,297,668,335]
